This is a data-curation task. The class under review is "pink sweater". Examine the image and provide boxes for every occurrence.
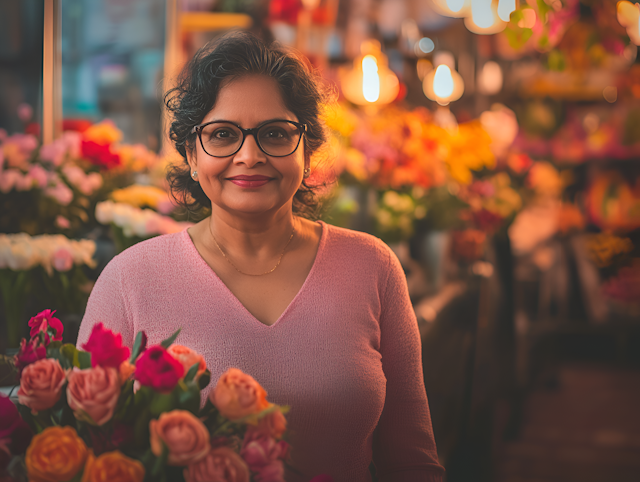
[78,222,444,482]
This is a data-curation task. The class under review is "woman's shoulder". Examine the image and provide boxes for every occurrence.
[321,222,393,266]
[106,230,190,272]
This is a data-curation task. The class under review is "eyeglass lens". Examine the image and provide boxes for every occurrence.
[199,121,302,157]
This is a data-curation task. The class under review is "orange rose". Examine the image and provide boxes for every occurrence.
[81,450,145,482]
[184,447,250,482]
[18,358,66,413]
[149,410,210,466]
[167,344,207,378]
[210,368,270,421]
[256,410,287,439]
[26,426,88,482]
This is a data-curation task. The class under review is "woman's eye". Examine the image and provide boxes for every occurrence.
[264,129,285,138]
[214,129,235,138]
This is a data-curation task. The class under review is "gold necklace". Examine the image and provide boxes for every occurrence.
[209,221,295,276]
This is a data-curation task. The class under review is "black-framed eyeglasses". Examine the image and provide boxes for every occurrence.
[190,119,307,158]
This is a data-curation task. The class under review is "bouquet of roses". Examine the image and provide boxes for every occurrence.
[2,310,291,482]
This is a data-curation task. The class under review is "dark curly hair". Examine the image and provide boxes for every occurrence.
[164,31,332,219]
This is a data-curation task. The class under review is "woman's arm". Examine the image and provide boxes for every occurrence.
[77,255,135,349]
[372,247,445,482]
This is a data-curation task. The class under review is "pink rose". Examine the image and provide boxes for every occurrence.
[149,410,210,466]
[14,337,47,376]
[240,428,288,482]
[184,446,250,482]
[17,358,66,413]
[55,215,71,229]
[210,368,270,421]
[81,322,130,368]
[52,247,74,272]
[28,309,63,343]
[66,366,120,426]
[135,345,184,393]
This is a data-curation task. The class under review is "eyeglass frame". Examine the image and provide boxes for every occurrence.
[190,119,308,158]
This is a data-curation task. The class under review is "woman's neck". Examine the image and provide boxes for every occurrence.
[206,206,297,260]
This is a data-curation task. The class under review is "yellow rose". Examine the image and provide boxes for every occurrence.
[83,120,123,145]
[81,450,145,482]
[26,426,88,482]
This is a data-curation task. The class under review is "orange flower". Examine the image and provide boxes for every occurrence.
[167,344,207,378]
[81,450,145,482]
[26,426,88,482]
[210,368,270,421]
[150,410,210,466]
[118,360,136,385]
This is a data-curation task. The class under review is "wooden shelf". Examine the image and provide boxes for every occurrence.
[180,12,252,32]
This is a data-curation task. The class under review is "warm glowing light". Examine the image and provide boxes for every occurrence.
[340,40,400,107]
[472,0,495,28]
[423,57,464,106]
[362,56,380,103]
[464,0,507,34]
[617,1,640,46]
[603,86,618,103]
[433,65,454,98]
[478,61,503,95]
[418,37,435,53]
[446,0,466,13]
[497,0,516,22]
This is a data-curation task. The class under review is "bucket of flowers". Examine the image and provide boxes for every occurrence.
[1,310,297,482]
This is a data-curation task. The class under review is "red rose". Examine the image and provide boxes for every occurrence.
[0,395,33,467]
[14,338,47,376]
[81,139,121,169]
[82,322,131,368]
[28,309,63,343]
[135,346,184,393]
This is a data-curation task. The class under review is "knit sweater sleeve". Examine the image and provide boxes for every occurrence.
[77,254,135,349]
[372,246,445,482]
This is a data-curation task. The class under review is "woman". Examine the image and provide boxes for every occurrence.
[78,32,444,482]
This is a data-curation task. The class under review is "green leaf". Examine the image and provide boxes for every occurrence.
[160,328,181,349]
[130,331,145,362]
[77,350,92,369]
[197,369,211,390]
[177,384,200,415]
[183,363,200,383]
[151,442,169,479]
[149,393,176,416]
[61,344,78,366]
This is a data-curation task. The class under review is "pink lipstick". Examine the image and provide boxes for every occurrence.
[227,175,272,188]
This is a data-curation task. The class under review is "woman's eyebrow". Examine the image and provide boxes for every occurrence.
[205,117,297,127]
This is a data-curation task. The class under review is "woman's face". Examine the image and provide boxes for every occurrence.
[187,75,308,218]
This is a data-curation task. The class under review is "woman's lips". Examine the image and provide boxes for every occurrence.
[226,175,272,188]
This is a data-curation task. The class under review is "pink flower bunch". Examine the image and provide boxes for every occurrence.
[28,309,64,343]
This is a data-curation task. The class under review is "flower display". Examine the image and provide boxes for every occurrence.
[135,345,185,393]
[6,312,293,482]
[211,368,271,421]
[111,184,174,213]
[0,395,33,469]
[25,426,89,482]
[17,358,67,413]
[150,410,211,465]
[95,200,193,248]
[67,366,121,426]
[82,322,131,368]
[28,309,63,341]
[184,446,250,482]
[81,450,145,482]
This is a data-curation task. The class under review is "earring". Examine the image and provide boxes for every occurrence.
[191,171,198,180]
[303,168,310,178]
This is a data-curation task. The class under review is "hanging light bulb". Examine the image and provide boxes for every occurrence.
[340,40,400,106]
[617,1,640,46]
[497,0,516,22]
[422,54,465,106]
[464,0,507,34]
[478,61,503,95]
[431,0,471,18]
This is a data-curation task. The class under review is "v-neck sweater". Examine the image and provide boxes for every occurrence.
[78,222,444,482]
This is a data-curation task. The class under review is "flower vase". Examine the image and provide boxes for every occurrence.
[0,269,31,349]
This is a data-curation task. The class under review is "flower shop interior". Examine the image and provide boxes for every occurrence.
[1,0,640,481]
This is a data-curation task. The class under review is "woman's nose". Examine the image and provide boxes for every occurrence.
[233,134,267,166]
